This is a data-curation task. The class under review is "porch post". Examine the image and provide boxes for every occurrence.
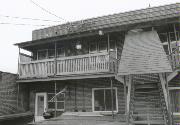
[127,75,132,124]
[54,81,57,117]
[54,41,57,75]
[16,82,19,109]
[124,76,128,124]
[165,73,173,125]
[18,47,20,77]
[110,77,114,119]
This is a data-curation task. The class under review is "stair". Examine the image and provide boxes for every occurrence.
[130,82,167,125]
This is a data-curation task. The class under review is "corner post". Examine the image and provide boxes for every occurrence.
[110,77,114,119]
[165,73,173,125]
[54,41,57,76]
[124,76,128,124]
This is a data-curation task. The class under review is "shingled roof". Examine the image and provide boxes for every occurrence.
[32,3,180,40]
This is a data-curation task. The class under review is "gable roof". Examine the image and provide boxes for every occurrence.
[117,31,172,75]
[32,3,180,40]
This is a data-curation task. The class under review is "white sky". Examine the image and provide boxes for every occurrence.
[0,0,179,73]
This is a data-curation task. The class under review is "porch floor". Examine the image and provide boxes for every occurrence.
[30,112,126,125]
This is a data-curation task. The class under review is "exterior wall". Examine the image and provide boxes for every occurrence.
[0,71,28,115]
[28,78,125,115]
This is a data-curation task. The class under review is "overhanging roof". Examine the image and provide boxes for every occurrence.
[32,3,180,40]
[117,31,172,75]
[15,3,180,48]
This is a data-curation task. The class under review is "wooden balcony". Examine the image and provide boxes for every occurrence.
[18,52,117,79]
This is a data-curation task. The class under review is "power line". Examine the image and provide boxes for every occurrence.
[0,22,51,27]
[30,0,67,22]
[0,14,61,22]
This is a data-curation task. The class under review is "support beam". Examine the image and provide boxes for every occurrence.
[127,75,132,113]
[164,73,173,125]
[159,73,168,109]
[54,81,57,117]
[167,69,179,82]
[115,75,124,84]
[123,76,128,125]
[110,77,114,119]
[159,73,173,125]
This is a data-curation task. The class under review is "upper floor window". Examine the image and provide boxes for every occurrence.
[37,50,47,60]
[48,49,55,58]
[98,41,107,52]
[89,41,98,53]
[57,47,65,57]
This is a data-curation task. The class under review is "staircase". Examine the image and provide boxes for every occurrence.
[129,81,168,125]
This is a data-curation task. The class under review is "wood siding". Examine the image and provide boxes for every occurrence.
[0,72,28,115]
[118,31,172,75]
[28,78,125,114]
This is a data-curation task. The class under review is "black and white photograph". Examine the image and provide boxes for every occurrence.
[0,0,180,124]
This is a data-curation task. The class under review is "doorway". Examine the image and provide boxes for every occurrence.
[35,93,47,122]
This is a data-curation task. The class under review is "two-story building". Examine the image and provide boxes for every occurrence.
[15,3,180,125]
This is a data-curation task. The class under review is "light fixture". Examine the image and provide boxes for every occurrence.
[76,41,82,50]
[98,30,104,36]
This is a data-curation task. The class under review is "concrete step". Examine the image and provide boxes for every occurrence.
[132,120,165,124]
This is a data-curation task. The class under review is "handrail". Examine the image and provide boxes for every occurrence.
[167,47,179,57]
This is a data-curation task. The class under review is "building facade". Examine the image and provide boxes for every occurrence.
[15,3,180,125]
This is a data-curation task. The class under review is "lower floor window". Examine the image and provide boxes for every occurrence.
[93,88,117,112]
[170,89,180,112]
[47,93,65,111]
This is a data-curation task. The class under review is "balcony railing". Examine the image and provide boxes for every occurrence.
[18,52,117,79]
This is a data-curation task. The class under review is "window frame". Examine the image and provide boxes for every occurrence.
[47,93,65,111]
[92,87,118,113]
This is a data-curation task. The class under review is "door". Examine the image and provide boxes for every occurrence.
[35,93,47,121]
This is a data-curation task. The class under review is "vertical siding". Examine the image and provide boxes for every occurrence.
[0,72,28,115]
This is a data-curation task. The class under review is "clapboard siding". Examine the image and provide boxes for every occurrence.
[28,78,125,114]
[0,71,28,116]
[118,31,172,75]
[32,3,180,40]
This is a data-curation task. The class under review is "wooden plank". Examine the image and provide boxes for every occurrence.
[118,31,172,75]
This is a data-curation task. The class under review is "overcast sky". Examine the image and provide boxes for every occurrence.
[0,0,179,73]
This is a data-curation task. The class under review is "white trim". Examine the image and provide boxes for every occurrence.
[35,92,47,116]
[173,112,180,115]
[92,87,118,113]
[169,87,180,90]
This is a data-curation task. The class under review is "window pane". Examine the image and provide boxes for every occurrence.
[110,40,116,51]
[57,102,65,109]
[38,50,47,60]
[48,102,55,109]
[89,42,97,53]
[48,49,55,58]
[99,41,107,52]
[94,90,105,111]
[170,90,180,112]
[56,94,65,101]
[105,89,116,111]
[57,48,65,57]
